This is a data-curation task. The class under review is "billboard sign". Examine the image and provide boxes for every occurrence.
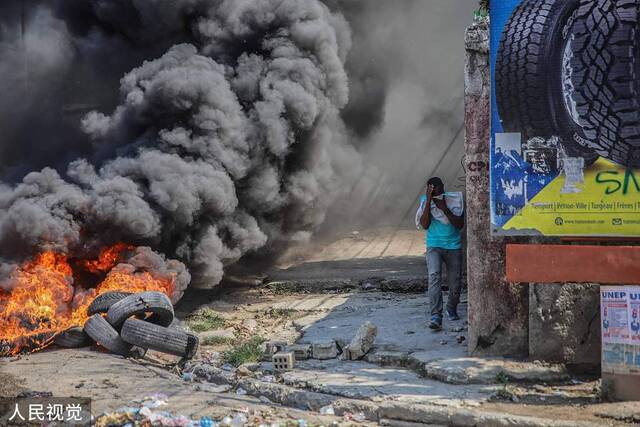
[490,0,640,236]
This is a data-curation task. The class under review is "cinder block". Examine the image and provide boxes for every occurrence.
[272,351,295,371]
[263,340,287,361]
[311,341,338,360]
[288,344,311,360]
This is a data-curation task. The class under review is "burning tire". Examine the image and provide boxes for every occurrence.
[106,291,174,329]
[87,291,132,315]
[84,314,132,356]
[562,0,640,167]
[54,327,92,348]
[120,318,199,359]
[495,0,599,163]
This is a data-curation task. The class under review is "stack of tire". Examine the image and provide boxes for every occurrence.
[54,291,199,359]
[495,0,640,168]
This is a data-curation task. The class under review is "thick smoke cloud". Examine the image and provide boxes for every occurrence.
[0,0,361,289]
[322,0,476,230]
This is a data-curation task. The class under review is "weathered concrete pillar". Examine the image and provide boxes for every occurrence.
[529,283,601,370]
[464,18,529,357]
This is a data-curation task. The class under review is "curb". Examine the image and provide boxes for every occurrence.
[185,363,600,427]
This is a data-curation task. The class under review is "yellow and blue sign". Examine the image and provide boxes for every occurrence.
[491,0,640,236]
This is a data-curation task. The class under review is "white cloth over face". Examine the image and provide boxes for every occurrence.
[415,192,464,229]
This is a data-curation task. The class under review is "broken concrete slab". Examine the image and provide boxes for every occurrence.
[409,353,569,385]
[277,359,493,405]
[311,341,338,360]
[341,321,377,360]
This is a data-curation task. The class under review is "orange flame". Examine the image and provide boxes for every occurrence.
[0,244,175,355]
[81,243,134,273]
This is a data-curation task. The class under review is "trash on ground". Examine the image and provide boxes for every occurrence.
[319,405,335,415]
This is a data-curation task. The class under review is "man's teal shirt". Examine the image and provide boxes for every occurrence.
[420,195,462,250]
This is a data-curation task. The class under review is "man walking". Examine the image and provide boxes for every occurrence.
[416,177,464,331]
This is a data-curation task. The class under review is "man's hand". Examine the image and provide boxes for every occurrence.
[426,184,434,199]
[433,198,447,211]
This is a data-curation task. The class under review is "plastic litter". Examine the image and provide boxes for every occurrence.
[319,405,335,415]
[200,416,214,427]
[231,413,248,427]
[297,419,308,427]
[236,387,247,395]
[183,372,195,382]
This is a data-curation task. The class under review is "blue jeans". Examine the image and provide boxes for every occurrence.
[426,247,462,317]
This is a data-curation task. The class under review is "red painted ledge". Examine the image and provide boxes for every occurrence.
[506,244,640,285]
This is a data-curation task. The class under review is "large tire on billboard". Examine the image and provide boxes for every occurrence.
[562,0,640,168]
[495,0,599,164]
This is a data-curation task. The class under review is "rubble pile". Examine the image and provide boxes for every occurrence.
[55,291,199,359]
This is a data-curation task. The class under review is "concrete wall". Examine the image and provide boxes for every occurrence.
[463,19,601,367]
[529,283,600,369]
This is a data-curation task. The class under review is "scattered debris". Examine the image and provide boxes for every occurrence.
[242,319,259,331]
[439,340,448,345]
[340,321,377,360]
[311,341,339,360]
[236,365,252,376]
[265,308,298,318]
[451,326,465,332]
[319,405,335,415]
[94,394,306,427]
[456,335,466,344]
[343,412,366,422]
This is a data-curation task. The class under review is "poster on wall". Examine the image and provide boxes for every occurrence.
[601,286,640,375]
[601,287,630,374]
[490,0,640,236]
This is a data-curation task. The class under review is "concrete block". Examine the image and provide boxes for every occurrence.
[263,340,287,361]
[272,352,295,371]
[342,321,377,360]
[311,341,338,360]
[288,344,311,360]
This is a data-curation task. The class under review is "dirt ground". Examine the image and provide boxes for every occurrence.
[1,228,639,426]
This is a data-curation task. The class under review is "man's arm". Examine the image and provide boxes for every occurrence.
[419,184,434,229]
[433,198,464,229]
[442,207,464,229]
[419,199,431,229]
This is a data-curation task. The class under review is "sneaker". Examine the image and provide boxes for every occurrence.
[428,315,442,330]
[446,309,460,321]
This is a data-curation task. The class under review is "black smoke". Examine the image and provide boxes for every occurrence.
[0,0,361,290]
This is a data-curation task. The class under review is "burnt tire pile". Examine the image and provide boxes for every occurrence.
[55,291,199,359]
[495,0,640,168]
